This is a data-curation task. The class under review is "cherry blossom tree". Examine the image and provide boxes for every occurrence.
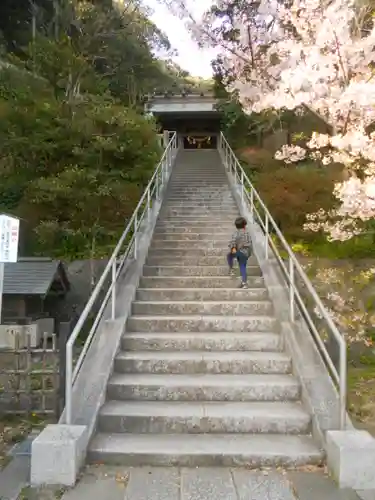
[165,0,375,240]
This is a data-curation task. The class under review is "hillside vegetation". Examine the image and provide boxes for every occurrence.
[0,0,212,259]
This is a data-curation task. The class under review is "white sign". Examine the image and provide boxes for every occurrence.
[0,214,20,263]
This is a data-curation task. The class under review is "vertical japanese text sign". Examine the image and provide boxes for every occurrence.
[0,214,20,263]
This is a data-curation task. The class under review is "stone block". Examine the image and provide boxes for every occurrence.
[31,424,87,486]
[327,430,375,489]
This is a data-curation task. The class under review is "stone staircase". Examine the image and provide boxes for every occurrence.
[89,149,324,467]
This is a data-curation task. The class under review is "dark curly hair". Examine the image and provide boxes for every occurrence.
[234,217,247,229]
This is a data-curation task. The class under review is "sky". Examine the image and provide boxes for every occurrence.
[143,0,218,79]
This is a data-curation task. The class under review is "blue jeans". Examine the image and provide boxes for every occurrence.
[227,251,248,282]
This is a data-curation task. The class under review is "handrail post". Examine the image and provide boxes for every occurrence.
[339,342,347,429]
[111,260,116,320]
[265,214,269,260]
[134,212,138,259]
[250,189,254,222]
[289,257,295,322]
[65,346,72,424]
[240,170,244,203]
[147,189,151,222]
[155,171,159,200]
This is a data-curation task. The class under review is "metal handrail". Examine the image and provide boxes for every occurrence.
[218,133,347,429]
[64,132,178,425]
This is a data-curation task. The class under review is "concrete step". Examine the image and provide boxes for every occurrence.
[136,288,268,301]
[167,185,231,188]
[127,315,278,333]
[107,373,300,402]
[166,196,233,201]
[147,248,256,258]
[163,193,234,202]
[164,200,235,205]
[164,202,236,207]
[146,256,242,266]
[98,401,311,434]
[168,179,228,183]
[166,183,230,187]
[121,331,281,352]
[88,433,324,467]
[154,225,234,233]
[161,204,237,209]
[154,226,234,234]
[139,276,264,288]
[162,208,236,213]
[158,214,235,220]
[114,350,291,375]
[150,240,235,249]
[166,184,231,187]
[157,217,236,225]
[150,233,230,242]
[167,189,231,193]
[142,265,261,277]
[167,189,230,194]
[165,200,233,205]
[161,210,239,216]
[132,300,272,316]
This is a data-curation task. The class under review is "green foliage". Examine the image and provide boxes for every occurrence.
[252,162,337,240]
[254,159,375,258]
[0,61,160,258]
[237,148,283,177]
[305,236,375,259]
[0,0,196,260]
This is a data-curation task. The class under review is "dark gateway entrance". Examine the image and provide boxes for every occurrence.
[151,108,222,150]
[183,135,218,149]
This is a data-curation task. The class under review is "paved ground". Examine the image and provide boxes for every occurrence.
[13,465,374,500]
[1,438,374,499]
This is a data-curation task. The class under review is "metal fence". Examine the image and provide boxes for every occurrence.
[64,132,178,424]
[218,132,347,429]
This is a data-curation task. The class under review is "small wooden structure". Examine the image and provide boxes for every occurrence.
[2,257,70,321]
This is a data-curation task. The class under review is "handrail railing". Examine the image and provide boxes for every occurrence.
[64,132,178,425]
[218,133,347,429]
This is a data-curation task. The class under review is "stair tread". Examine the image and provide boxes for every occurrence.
[132,300,271,305]
[100,400,308,418]
[117,351,289,360]
[140,276,253,279]
[108,373,298,386]
[144,266,259,269]
[123,331,279,336]
[137,287,267,292]
[90,433,323,456]
[129,314,276,320]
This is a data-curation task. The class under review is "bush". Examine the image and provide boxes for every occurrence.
[236,147,283,178]
[255,165,337,240]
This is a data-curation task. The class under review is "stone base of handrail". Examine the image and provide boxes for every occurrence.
[327,429,375,489]
[31,424,86,486]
